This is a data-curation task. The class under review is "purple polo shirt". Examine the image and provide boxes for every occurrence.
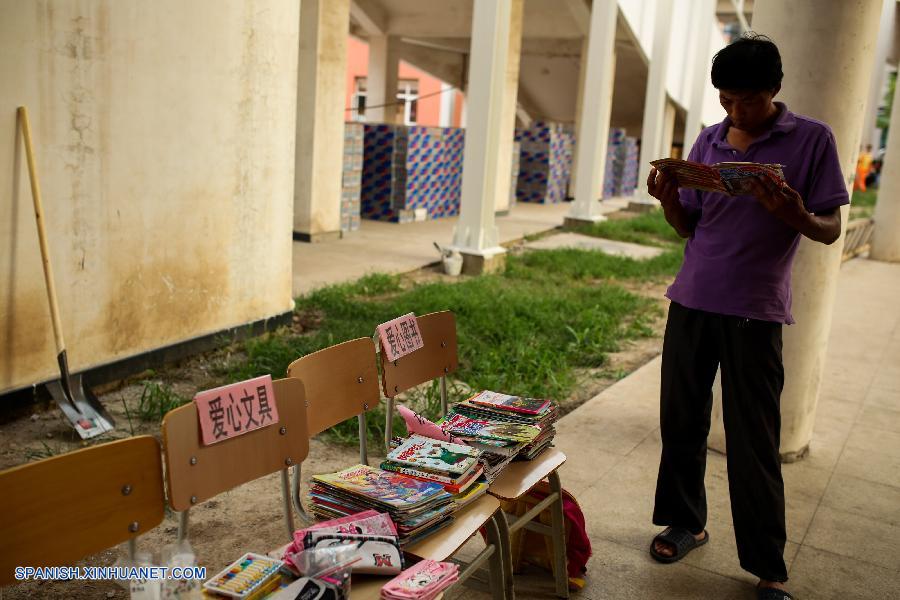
[666,102,849,324]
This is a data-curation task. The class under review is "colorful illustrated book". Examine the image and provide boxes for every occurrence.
[382,462,484,494]
[452,481,489,509]
[312,465,449,510]
[439,413,542,444]
[651,158,785,196]
[467,390,551,415]
[387,434,481,475]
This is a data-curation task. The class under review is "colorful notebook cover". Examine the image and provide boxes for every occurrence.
[312,464,449,510]
[452,481,488,508]
[439,413,542,443]
[387,434,481,475]
[467,390,551,415]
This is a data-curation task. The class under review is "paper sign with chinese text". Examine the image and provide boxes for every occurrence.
[194,375,279,445]
[377,313,424,362]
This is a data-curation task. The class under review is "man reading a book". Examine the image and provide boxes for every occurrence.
[645,34,847,600]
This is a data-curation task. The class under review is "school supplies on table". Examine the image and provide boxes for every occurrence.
[467,390,551,415]
[309,465,455,545]
[381,434,485,493]
[452,391,560,462]
[438,413,542,444]
[202,553,283,599]
[284,544,357,600]
[267,576,345,600]
[301,532,403,575]
[381,559,459,600]
[451,481,489,510]
[380,462,484,494]
[650,158,786,196]
[282,510,398,574]
[386,435,481,476]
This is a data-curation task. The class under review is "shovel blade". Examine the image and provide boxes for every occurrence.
[46,376,115,440]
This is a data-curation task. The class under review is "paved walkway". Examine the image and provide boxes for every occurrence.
[295,212,899,598]
[292,200,628,296]
[544,258,900,600]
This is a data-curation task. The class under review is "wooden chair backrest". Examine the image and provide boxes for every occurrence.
[286,338,380,437]
[380,311,459,398]
[0,435,165,585]
[162,377,309,511]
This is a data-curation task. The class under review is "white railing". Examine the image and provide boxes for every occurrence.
[842,218,876,262]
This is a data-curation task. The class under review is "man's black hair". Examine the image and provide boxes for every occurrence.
[711,33,783,91]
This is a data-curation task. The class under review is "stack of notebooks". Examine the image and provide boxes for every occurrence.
[310,465,455,546]
[383,435,490,510]
[381,560,459,600]
[444,391,559,476]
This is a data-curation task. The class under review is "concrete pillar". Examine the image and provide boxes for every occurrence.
[565,0,618,226]
[451,0,513,274]
[684,0,715,149]
[710,0,882,460]
[632,0,674,210]
[567,37,591,201]
[660,101,677,159]
[871,65,900,261]
[294,0,350,241]
[438,82,456,127]
[367,34,401,123]
[862,0,896,148]
[493,0,524,216]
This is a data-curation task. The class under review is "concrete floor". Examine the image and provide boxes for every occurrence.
[292,200,629,296]
[295,211,899,598]
[541,257,900,600]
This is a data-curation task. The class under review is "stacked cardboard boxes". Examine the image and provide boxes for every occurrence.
[616,136,639,196]
[601,129,639,198]
[361,124,465,223]
[515,122,575,204]
[341,123,364,232]
[509,141,520,207]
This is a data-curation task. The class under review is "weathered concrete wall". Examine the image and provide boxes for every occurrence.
[294,0,349,239]
[0,0,299,394]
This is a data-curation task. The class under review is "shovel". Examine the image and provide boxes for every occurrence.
[17,106,115,439]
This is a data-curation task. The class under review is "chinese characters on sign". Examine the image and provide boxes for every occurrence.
[194,375,279,445]
[376,313,424,362]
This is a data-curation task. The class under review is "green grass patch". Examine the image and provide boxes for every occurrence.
[569,209,685,247]
[227,247,678,446]
[851,189,877,208]
[850,189,877,220]
[137,381,190,422]
[507,247,683,282]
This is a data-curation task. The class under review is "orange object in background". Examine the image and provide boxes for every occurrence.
[855,147,874,192]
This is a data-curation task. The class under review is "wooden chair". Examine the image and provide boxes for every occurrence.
[0,435,165,586]
[287,337,506,600]
[161,377,309,542]
[381,310,569,600]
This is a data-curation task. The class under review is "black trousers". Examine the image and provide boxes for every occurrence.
[653,301,788,582]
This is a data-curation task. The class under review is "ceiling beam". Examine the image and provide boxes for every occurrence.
[564,0,590,36]
[350,0,387,36]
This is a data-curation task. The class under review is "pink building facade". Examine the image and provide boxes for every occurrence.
[344,36,463,127]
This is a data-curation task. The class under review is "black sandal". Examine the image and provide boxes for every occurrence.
[649,527,709,563]
[757,585,794,600]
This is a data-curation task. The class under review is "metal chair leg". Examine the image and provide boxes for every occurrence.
[291,464,314,525]
[280,468,296,539]
[358,413,369,466]
[177,510,190,543]
[483,512,508,600]
[495,509,515,600]
[548,471,569,599]
[440,375,449,417]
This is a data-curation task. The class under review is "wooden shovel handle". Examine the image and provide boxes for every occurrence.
[18,106,66,355]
